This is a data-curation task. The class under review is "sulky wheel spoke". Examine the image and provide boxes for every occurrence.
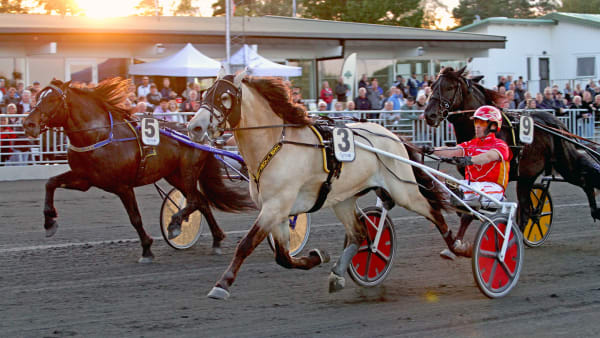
[363,251,373,281]
[357,243,370,252]
[373,250,391,263]
[479,250,498,259]
[485,259,499,288]
[499,258,517,278]
[540,212,552,217]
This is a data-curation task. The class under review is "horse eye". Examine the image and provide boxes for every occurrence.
[221,93,232,109]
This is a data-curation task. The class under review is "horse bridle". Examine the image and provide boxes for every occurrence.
[200,77,242,132]
[32,84,70,132]
[430,75,464,122]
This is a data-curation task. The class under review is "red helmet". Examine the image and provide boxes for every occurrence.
[471,105,502,129]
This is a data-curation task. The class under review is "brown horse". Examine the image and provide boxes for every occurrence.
[22,78,254,263]
[188,70,459,300]
[424,66,600,230]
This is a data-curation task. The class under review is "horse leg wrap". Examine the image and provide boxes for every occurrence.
[331,243,358,277]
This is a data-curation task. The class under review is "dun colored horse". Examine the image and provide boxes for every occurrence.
[188,70,462,300]
[424,66,600,228]
[23,78,254,263]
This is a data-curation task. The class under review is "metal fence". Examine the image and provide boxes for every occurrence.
[0,109,596,167]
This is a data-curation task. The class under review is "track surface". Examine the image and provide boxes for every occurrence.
[2,177,600,337]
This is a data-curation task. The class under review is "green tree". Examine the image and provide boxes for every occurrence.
[174,0,199,15]
[212,0,295,17]
[135,0,163,16]
[35,0,82,15]
[452,0,559,28]
[560,0,600,14]
[301,0,424,27]
[0,0,28,13]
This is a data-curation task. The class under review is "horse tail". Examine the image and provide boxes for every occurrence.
[405,144,450,211]
[197,155,257,212]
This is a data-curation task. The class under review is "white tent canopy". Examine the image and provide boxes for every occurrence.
[129,43,221,77]
[229,44,302,77]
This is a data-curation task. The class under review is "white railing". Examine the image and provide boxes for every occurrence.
[0,109,597,167]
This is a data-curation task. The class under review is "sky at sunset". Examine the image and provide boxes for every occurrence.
[73,0,460,29]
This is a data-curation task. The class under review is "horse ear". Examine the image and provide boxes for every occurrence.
[457,65,467,76]
[471,75,484,83]
[50,79,63,86]
[217,66,226,80]
[233,68,247,88]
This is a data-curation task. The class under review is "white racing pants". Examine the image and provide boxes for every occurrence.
[458,180,505,208]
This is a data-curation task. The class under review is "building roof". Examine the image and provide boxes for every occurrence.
[455,12,600,32]
[0,13,505,47]
[541,12,600,28]
[454,17,556,32]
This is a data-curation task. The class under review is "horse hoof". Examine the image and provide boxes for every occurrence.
[328,272,346,293]
[440,249,456,260]
[138,256,154,264]
[310,249,330,264]
[212,247,223,255]
[168,227,181,240]
[452,240,472,258]
[207,286,230,300]
[45,221,58,238]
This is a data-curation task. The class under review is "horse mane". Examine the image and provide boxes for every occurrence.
[243,77,312,125]
[68,78,134,119]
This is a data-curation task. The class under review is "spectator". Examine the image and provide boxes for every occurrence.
[334,77,350,108]
[407,73,419,98]
[5,105,31,165]
[3,87,20,108]
[526,98,537,110]
[146,84,162,110]
[291,87,305,109]
[17,90,33,115]
[319,81,334,110]
[160,78,172,98]
[181,90,199,112]
[571,95,592,137]
[401,96,417,110]
[6,103,19,124]
[137,76,151,98]
[393,75,403,88]
[505,75,513,90]
[317,100,328,115]
[181,82,194,100]
[423,74,433,87]
[367,78,384,110]
[153,97,169,116]
[505,90,516,109]
[167,99,186,123]
[15,81,24,98]
[535,92,544,108]
[0,78,6,95]
[538,87,563,115]
[384,87,404,110]
[582,91,594,115]
[590,94,600,120]
[134,101,148,115]
[127,92,137,106]
[345,100,361,119]
[518,91,532,109]
[554,92,567,111]
[497,76,507,90]
[573,83,584,98]
[415,94,427,110]
[0,114,15,163]
[358,74,369,89]
[381,101,396,123]
[586,79,597,97]
[517,76,527,91]
[514,81,525,103]
[354,87,372,113]
[563,82,573,101]
[498,86,506,95]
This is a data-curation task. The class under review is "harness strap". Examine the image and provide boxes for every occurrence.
[68,112,137,152]
[251,141,283,187]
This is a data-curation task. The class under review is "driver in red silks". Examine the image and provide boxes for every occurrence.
[421,105,512,259]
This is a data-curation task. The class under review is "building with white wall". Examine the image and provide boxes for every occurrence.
[456,12,600,95]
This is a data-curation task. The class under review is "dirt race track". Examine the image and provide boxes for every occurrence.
[2,177,600,337]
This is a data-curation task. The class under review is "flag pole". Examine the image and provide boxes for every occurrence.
[225,0,231,73]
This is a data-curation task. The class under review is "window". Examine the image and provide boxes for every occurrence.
[577,57,595,77]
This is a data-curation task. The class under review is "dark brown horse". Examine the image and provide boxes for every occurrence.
[22,78,254,263]
[424,66,600,229]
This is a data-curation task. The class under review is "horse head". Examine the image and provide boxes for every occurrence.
[424,65,468,127]
[23,79,70,138]
[189,68,246,144]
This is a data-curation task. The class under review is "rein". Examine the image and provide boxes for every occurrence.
[68,112,137,152]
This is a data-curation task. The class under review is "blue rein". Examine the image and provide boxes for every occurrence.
[68,112,245,164]
[69,112,137,152]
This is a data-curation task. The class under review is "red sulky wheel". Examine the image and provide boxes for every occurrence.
[346,206,396,287]
[472,214,523,298]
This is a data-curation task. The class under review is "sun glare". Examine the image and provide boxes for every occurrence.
[76,0,140,18]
